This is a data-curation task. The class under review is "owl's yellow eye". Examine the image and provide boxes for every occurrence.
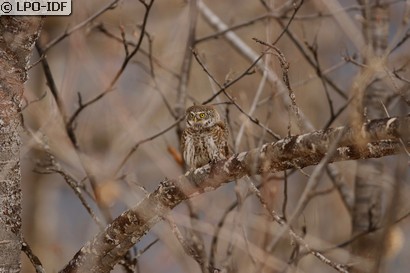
[199,113,205,118]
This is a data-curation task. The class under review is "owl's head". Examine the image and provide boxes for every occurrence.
[185,105,221,129]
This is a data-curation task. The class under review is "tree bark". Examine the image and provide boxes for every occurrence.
[0,16,42,273]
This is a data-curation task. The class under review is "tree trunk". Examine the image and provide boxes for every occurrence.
[0,16,42,273]
[351,2,390,273]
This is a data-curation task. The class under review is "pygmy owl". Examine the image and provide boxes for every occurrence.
[181,105,230,169]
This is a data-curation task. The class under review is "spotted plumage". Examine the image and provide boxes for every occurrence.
[181,105,230,169]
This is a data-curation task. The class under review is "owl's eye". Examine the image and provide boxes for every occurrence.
[199,113,205,118]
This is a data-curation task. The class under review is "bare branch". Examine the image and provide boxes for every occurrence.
[197,0,316,132]
[249,182,349,273]
[253,38,304,133]
[42,0,120,52]
[193,49,281,140]
[67,0,155,131]
[61,115,410,272]
[174,0,198,122]
[22,239,45,273]
[115,116,185,175]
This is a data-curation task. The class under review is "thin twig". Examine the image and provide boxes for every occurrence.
[174,0,198,130]
[281,171,288,221]
[195,2,394,44]
[165,215,208,271]
[234,54,269,150]
[98,24,177,118]
[21,91,47,111]
[28,130,104,229]
[267,127,345,251]
[193,49,281,140]
[96,23,180,79]
[42,0,121,52]
[253,38,304,133]
[22,239,46,273]
[115,116,185,175]
[249,182,349,273]
[200,51,264,105]
[277,17,348,100]
[305,38,335,118]
[66,0,155,132]
[272,0,304,45]
[197,0,316,132]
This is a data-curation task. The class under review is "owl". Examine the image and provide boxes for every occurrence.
[181,105,230,169]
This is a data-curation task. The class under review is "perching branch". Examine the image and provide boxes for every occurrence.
[61,115,410,273]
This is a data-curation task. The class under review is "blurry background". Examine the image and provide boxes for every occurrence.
[21,0,410,272]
